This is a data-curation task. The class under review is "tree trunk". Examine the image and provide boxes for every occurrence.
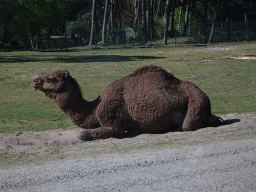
[141,0,148,45]
[147,0,151,41]
[108,0,115,38]
[30,33,34,50]
[134,0,140,28]
[150,0,154,39]
[202,0,208,44]
[116,0,121,28]
[183,0,191,35]
[102,0,109,46]
[89,0,96,45]
[224,0,231,41]
[163,0,171,45]
[177,0,183,33]
[156,0,161,18]
[170,0,177,32]
[27,20,31,50]
[28,19,34,50]
[208,0,220,43]
[35,29,39,50]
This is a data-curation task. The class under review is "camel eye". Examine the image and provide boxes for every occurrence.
[47,78,54,83]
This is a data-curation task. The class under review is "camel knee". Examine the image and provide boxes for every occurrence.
[78,129,97,141]
[78,127,125,141]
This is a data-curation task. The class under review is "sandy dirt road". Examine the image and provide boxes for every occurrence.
[1,138,256,192]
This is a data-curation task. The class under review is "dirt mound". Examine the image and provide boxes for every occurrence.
[0,113,255,155]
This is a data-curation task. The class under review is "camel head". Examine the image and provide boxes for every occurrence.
[31,70,71,99]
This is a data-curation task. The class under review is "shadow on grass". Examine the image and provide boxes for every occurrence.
[0,55,164,63]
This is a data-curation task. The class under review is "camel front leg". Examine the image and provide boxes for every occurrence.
[78,126,125,141]
[78,96,127,140]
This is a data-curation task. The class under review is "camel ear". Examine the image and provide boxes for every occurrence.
[62,70,70,79]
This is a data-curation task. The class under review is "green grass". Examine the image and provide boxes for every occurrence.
[0,42,255,134]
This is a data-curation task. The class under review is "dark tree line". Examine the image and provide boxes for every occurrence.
[86,0,256,45]
[76,0,256,45]
[1,0,255,48]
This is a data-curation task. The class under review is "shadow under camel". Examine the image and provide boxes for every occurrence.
[123,118,241,138]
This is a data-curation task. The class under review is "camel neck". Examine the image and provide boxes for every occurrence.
[54,92,100,128]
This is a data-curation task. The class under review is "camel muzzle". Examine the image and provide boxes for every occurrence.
[31,82,41,91]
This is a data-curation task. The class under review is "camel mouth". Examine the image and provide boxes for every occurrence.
[31,82,42,91]
[32,85,41,91]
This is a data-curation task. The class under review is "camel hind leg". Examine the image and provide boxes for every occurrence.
[182,96,211,131]
[182,110,207,131]
[181,91,224,131]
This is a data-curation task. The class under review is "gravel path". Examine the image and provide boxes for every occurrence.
[1,138,256,192]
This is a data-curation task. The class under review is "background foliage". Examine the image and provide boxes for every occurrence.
[0,0,255,49]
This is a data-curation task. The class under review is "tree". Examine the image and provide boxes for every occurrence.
[224,0,231,41]
[156,0,162,17]
[89,0,96,45]
[202,0,208,44]
[183,0,191,35]
[149,0,155,40]
[163,0,171,45]
[208,0,221,43]
[170,0,177,34]
[102,0,109,45]
[0,0,17,44]
[177,0,183,32]
[109,0,115,35]
[141,0,148,45]
[133,0,140,28]
[0,0,68,49]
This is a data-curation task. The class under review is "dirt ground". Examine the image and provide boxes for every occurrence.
[0,113,255,155]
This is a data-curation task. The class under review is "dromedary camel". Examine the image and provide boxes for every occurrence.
[32,65,223,140]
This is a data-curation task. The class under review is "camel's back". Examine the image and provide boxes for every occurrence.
[100,65,181,97]
[129,65,178,83]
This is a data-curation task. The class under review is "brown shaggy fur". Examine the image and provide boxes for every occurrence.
[32,65,223,140]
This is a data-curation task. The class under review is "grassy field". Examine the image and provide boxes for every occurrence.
[0,42,255,134]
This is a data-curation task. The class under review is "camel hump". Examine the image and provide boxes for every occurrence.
[131,65,173,76]
[130,65,178,81]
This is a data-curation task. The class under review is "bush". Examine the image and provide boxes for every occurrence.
[154,17,165,39]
